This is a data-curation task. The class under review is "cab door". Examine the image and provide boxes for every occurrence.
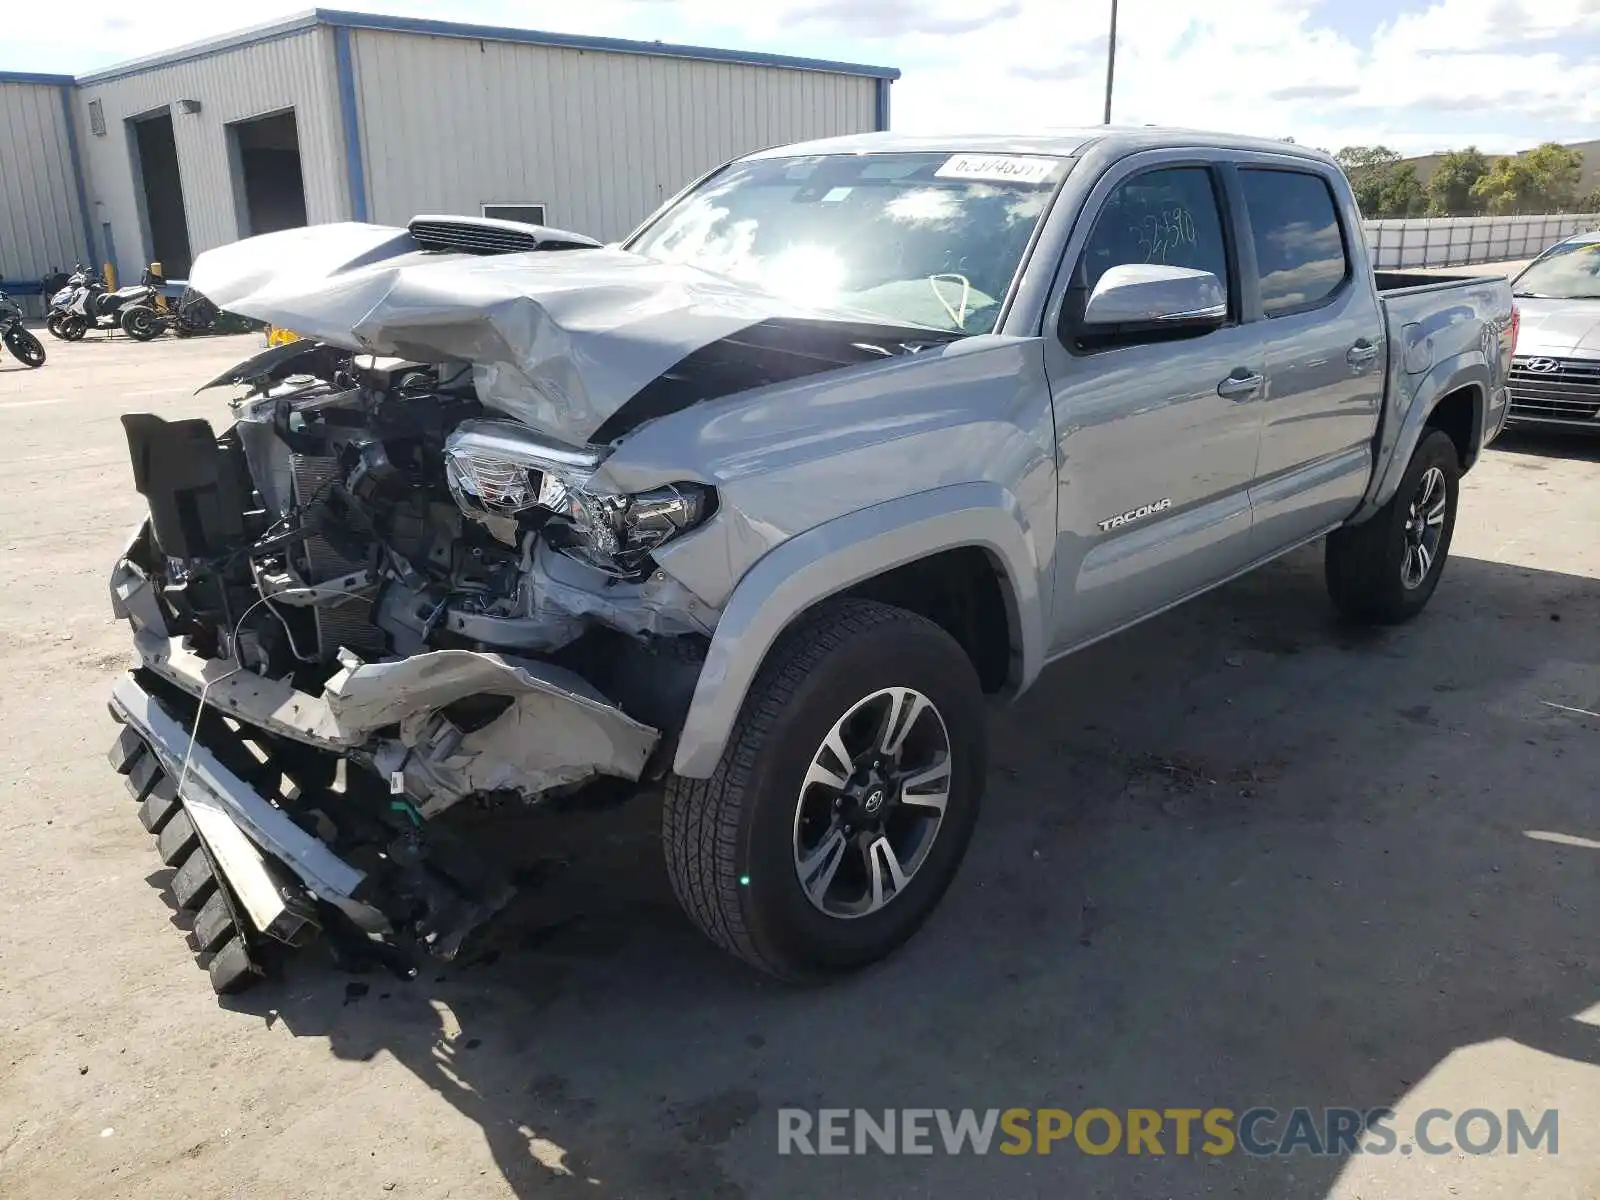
[1234,163,1385,550]
[1042,153,1268,653]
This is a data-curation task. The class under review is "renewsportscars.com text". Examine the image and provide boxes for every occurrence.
[777,1107,1558,1157]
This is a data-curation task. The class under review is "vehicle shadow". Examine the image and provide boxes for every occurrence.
[229,544,1600,1199]
[1489,428,1600,463]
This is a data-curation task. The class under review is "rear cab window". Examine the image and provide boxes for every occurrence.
[1238,169,1351,316]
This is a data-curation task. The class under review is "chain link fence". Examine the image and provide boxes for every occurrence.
[1362,213,1600,269]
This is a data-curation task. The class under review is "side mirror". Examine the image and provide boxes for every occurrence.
[1082,263,1227,330]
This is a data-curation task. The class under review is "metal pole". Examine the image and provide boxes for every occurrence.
[1103,0,1119,124]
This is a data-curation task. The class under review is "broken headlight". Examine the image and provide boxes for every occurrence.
[444,419,713,575]
[550,480,714,574]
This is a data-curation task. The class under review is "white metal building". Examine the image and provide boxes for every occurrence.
[0,9,896,299]
[0,74,93,296]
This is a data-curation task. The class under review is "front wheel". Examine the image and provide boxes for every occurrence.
[54,313,87,341]
[1325,428,1460,624]
[120,305,163,341]
[663,598,986,981]
[2,326,46,368]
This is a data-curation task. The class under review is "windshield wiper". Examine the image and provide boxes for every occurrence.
[1511,291,1547,298]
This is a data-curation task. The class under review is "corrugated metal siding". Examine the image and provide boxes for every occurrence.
[0,81,87,288]
[75,29,345,280]
[350,30,878,241]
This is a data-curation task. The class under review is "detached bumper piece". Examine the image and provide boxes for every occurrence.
[108,675,379,994]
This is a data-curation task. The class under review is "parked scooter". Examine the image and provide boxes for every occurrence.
[0,289,46,368]
[46,265,162,341]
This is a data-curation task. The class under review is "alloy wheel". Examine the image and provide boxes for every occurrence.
[792,686,952,919]
[1401,465,1447,589]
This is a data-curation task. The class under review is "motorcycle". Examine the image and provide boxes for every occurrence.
[0,289,46,368]
[143,266,252,338]
[46,265,163,342]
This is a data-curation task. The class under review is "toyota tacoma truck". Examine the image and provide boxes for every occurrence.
[104,129,1517,993]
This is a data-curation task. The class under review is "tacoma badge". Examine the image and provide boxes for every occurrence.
[1097,497,1172,532]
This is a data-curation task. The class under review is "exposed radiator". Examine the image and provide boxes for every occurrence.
[290,455,385,659]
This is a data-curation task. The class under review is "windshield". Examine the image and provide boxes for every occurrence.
[627,151,1068,333]
[1513,239,1600,299]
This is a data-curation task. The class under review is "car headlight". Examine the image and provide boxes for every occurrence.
[444,420,713,575]
[552,481,713,573]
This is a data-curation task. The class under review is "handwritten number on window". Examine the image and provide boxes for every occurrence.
[1133,205,1198,264]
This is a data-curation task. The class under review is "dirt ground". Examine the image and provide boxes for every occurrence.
[1,329,1597,1200]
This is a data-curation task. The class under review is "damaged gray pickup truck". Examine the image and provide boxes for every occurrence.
[106,129,1517,993]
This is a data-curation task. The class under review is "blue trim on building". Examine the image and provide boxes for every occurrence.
[0,71,77,85]
[58,85,96,265]
[73,15,321,85]
[57,10,897,86]
[332,26,369,223]
[875,79,892,131]
[314,10,899,79]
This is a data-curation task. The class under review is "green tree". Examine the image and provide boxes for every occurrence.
[1425,147,1490,216]
[1335,145,1401,173]
[1349,160,1426,218]
[1578,188,1600,212]
[1377,162,1427,217]
[1471,142,1584,213]
[1336,147,1424,218]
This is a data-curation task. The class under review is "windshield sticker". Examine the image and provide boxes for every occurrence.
[822,186,853,203]
[935,154,1061,185]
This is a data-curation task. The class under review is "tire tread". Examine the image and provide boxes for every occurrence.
[662,599,956,980]
[1326,429,1459,624]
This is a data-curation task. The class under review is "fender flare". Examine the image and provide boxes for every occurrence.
[1354,348,1488,522]
[671,482,1047,778]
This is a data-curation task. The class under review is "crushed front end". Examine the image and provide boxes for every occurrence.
[107,344,711,991]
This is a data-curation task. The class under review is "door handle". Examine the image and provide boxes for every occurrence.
[1347,339,1380,368]
[1216,369,1264,401]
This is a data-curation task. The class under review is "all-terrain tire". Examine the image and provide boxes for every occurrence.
[1325,428,1460,624]
[662,598,986,981]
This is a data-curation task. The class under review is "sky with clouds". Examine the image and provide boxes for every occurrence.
[8,0,1600,156]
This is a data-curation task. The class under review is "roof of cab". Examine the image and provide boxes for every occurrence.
[743,127,1339,167]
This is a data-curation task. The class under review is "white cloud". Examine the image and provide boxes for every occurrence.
[6,0,1600,156]
[1376,0,1600,55]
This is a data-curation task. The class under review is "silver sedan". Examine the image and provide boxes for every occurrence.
[1508,233,1600,433]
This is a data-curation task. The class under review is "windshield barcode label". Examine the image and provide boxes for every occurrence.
[935,155,1061,185]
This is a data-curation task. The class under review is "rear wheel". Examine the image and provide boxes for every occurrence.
[2,326,45,368]
[662,599,986,981]
[1325,428,1460,624]
[120,305,163,341]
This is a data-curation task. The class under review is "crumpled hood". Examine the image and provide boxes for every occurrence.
[190,221,878,445]
[1512,296,1600,359]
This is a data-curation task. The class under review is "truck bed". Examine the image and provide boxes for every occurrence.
[1374,269,1504,294]
[1356,269,1514,523]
